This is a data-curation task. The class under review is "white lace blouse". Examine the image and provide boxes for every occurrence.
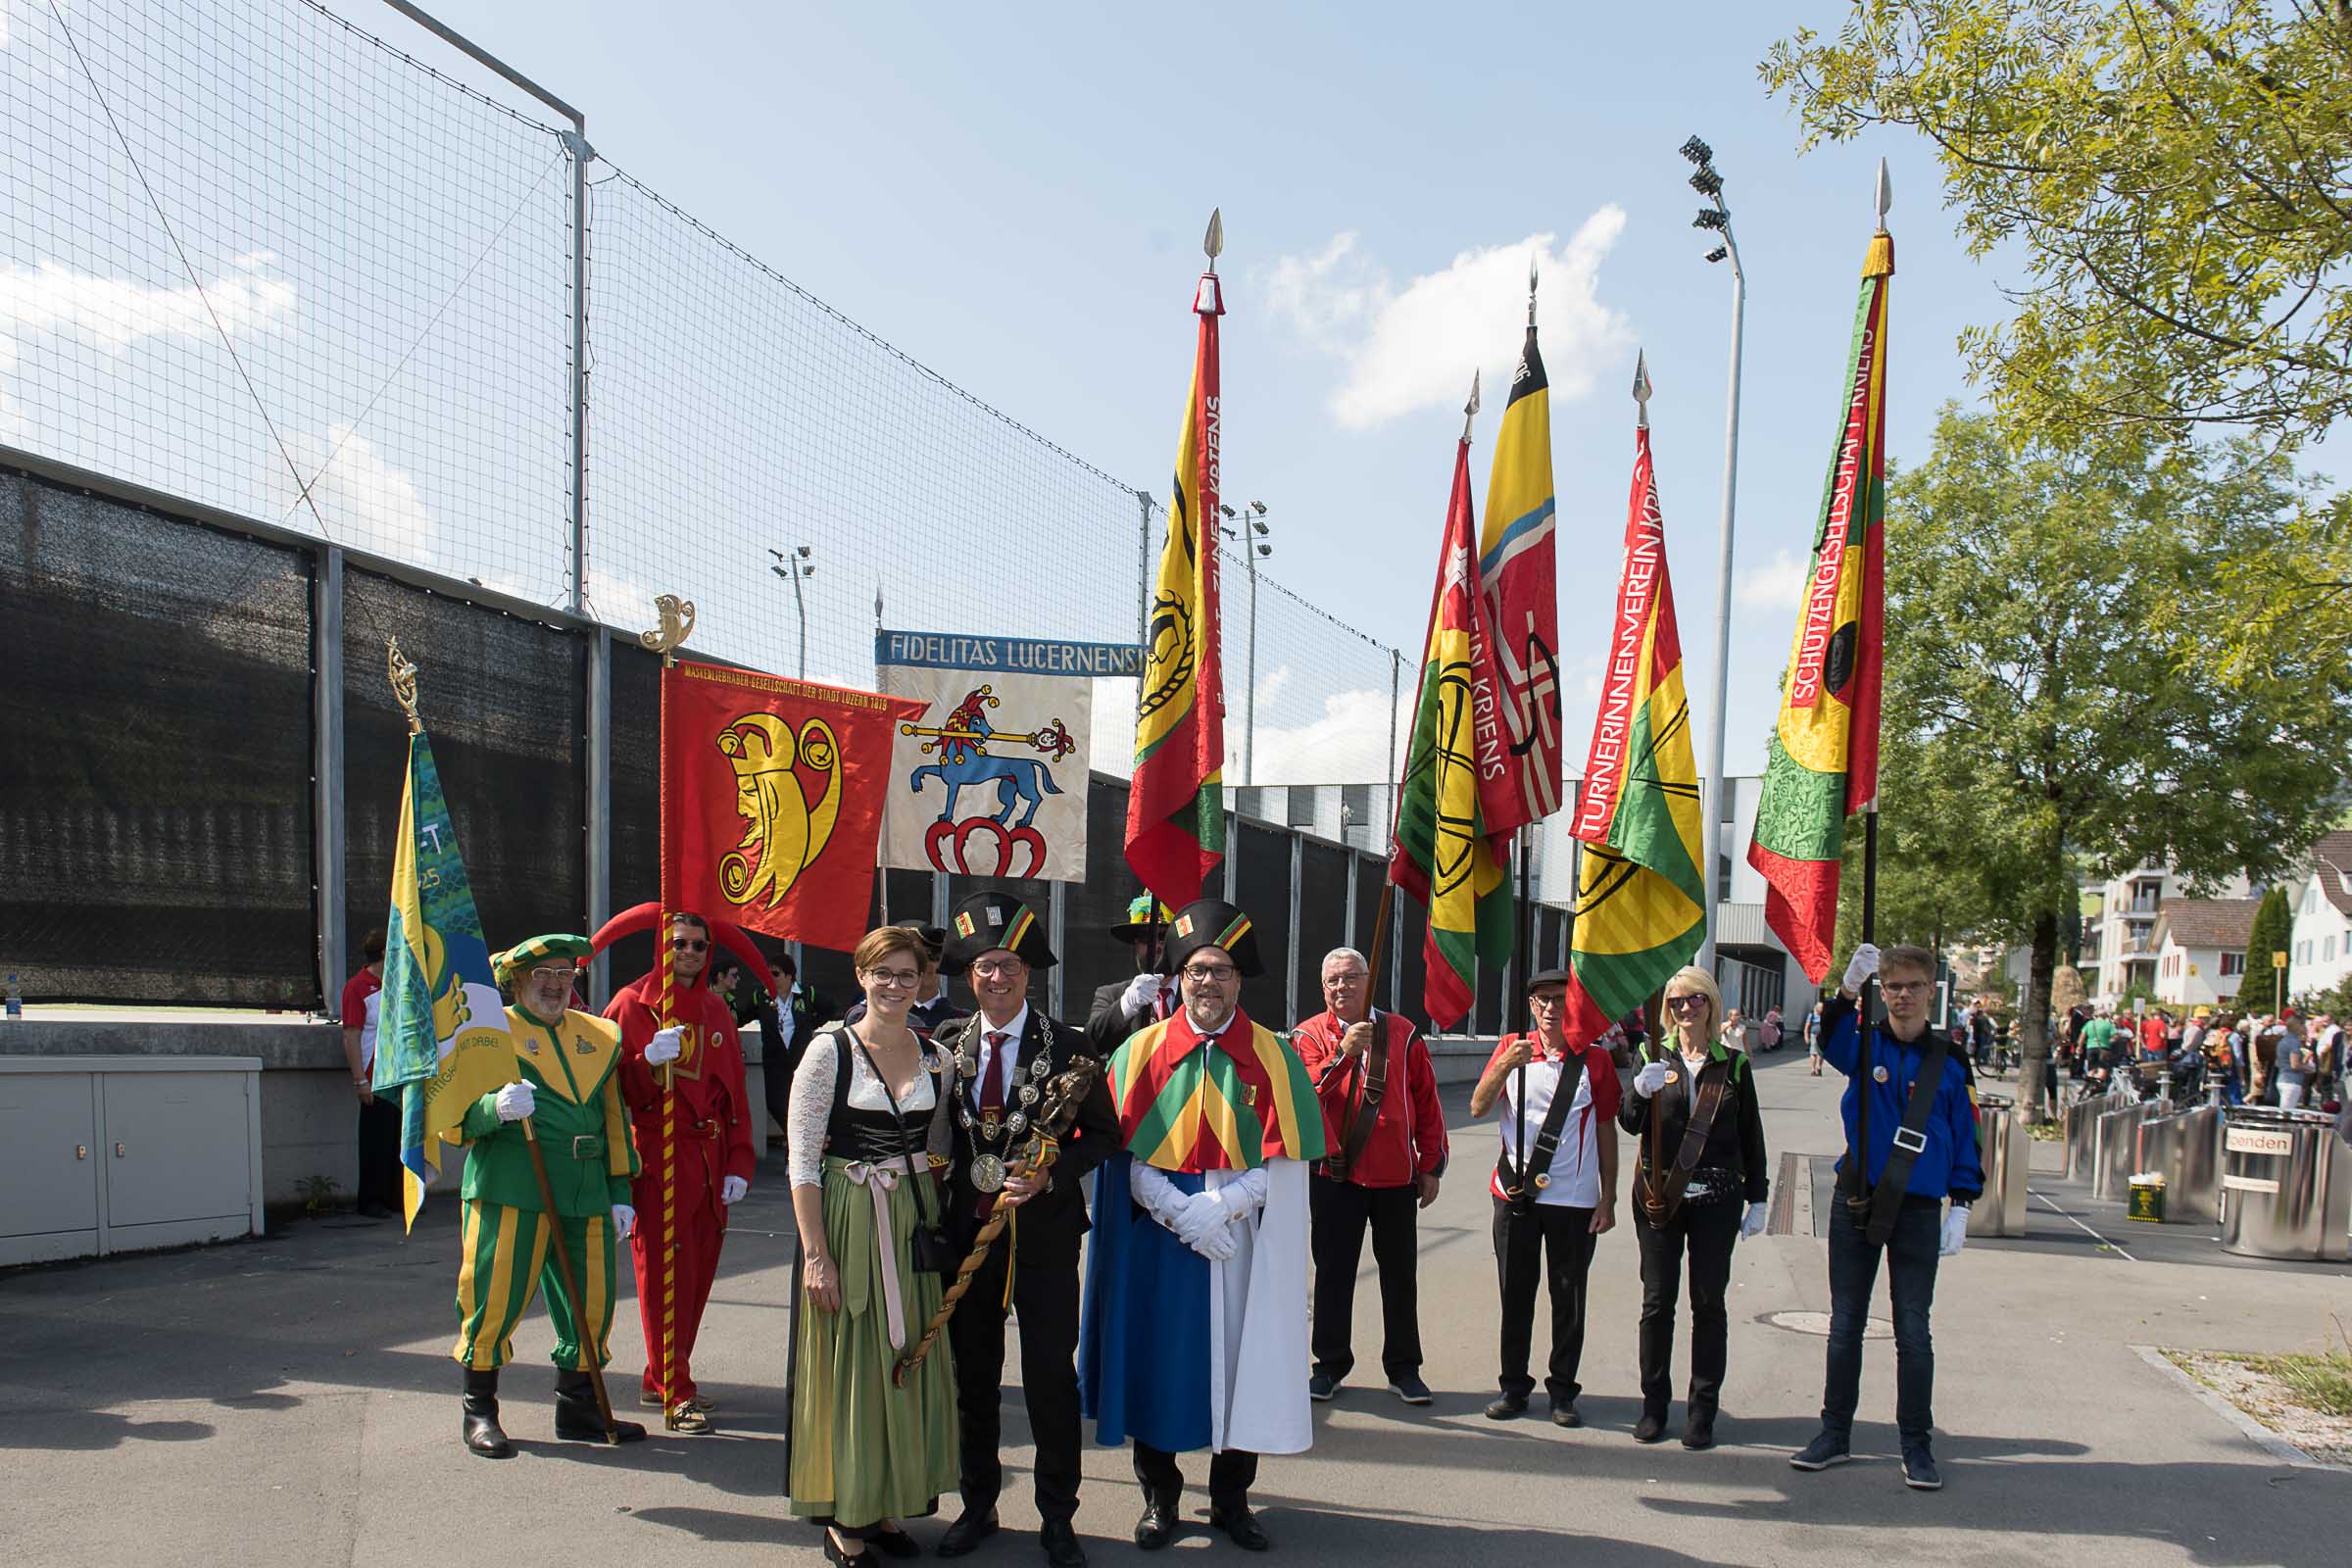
[786,1031,951,1188]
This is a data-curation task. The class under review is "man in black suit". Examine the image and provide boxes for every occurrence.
[1085,895,1173,1056]
[759,951,836,1149]
[935,893,1120,1568]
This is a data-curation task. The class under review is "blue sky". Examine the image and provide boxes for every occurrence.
[351,0,2017,779]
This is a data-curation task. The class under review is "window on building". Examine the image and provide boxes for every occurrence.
[2221,952,2246,977]
[2328,936,2338,962]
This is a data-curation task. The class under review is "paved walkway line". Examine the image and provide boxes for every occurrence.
[2028,1185,2138,1262]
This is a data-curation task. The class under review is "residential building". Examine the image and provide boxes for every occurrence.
[2289,829,2352,1000]
[2150,898,2258,1009]
[2085,863,2251,1002]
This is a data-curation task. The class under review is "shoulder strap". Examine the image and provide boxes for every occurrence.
[1328,1011,1393,1179]
[845,1025,944,1233]
[1864,1031,1954,1246]
[1499,1047,1587,1198]
[1644,1054,1732,1226]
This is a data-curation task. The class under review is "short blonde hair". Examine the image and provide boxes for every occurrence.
[1661,965,1723,1041]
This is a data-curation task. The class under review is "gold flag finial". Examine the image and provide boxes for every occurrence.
[386,637,422,736]
[638,594,696,666]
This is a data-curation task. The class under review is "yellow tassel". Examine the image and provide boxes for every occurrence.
[1863,230,1895,279]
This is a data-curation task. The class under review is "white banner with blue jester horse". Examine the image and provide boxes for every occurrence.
[876,629,1142,882]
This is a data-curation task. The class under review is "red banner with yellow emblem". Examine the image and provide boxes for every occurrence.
[662,660,924,952]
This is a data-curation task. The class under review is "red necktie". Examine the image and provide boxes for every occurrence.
[982,1031,1011,1115]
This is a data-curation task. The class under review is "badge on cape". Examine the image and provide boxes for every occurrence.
[1872,1064,1890,1083]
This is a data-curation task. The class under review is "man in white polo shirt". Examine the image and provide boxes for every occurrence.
[338,928,399,1220]
[1469,966,1621,1427]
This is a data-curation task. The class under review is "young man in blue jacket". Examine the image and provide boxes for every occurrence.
[1790,941,1982,1492]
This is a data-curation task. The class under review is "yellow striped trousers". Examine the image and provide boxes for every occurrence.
[452,1200,615,1372]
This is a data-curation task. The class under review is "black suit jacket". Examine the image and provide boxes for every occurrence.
[942,1008,1121,1269]
[1086,978,1159,1058]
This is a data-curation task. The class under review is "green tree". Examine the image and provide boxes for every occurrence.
[2245,884,2295,1012]
[1834,408,2352,1117]
[1763,2,2352,677]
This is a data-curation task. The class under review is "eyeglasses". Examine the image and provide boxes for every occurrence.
[1526,992,1565,1009]
[1182,964,1240,985]
[1323,971,1368,987]
[669,938,709,953]
[525,965,575,984]
[864,968,920,989]
[1881,981,1932,998]
[1666,995,1711,1012]
[969,959,1024,979]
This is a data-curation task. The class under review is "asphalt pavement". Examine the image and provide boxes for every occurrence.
[5,1043,2349,1567]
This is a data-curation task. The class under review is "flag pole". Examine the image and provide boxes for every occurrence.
[640,596,695,1431]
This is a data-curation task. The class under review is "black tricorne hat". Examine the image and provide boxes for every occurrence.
[1163,899,1263,979]
[942,892,1056,974]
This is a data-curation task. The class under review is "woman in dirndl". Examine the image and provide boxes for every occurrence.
[787,926,959,1564]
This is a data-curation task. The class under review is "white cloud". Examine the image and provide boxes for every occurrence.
[1232,678,1408,787]
[1262,213,1635,430]
[273,423,437,560]
[1736,547,1809,611]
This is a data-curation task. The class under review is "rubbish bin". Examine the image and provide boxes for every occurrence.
[2127,1174,2166,1222]
[2219,1106,2351,1262]
[2092,1101,2163,1200]
[1969,1093,2027,1237]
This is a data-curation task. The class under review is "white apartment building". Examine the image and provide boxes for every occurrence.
[2086,863,2251,1003]
[2289,830,2352,1000]
[2150,898,2257,1009]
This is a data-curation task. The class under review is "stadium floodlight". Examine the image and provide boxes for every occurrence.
[1693,208,1729,231]
[1679,136,1713,168]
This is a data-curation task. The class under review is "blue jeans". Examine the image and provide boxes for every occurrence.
[1822,1194,1940,1446]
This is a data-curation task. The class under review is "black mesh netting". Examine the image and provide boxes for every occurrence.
[1395,890,1433,1034]
[1351,851,1388,1010]
[1293,839,1349,1024]
[0,468,317,1005]
[1233,820,1291,1028]
[1064,775,1140,1024]
[342,570,584,974]
[604,638,662,994]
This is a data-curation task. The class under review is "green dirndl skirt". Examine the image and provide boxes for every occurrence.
[788,1154,960,1529]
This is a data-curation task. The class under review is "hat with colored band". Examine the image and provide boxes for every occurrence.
[1164,898,1263,979]
[493,932,592,985]
[1109,893,1176,942]
[942,892,1056,974]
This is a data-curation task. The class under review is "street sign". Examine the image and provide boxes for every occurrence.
[2275,951,2289,968]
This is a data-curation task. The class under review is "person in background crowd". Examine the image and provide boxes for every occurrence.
[1805,1001,1826,1077]
[1471,968,1620,1429]
[1720,1008,1747,1054]
[2312,1014,2342,1105]
[2138,1007,2170,1067]
[785,926,960,1563]
[339,927,400,1220]
[1295,947,1447,1408]
[1087,896,1174,1055]
[1790,942,1982,1492]
[2250,1013,2286,1103]
[761,951,837,1152]
[2275,1010,2314,1110]
[1759,1006,1785,1054]
[1620,1005,1651,1064]
[1621,965,1769,1450]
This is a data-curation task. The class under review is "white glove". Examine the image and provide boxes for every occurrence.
[1128,1161,1191,1229]
[644,1026,685,1066]
[1191,1216,1239,1262]
[1940,1206,1969,1257]
[1634,1060,1671,1099]
[1121,972,1163,1014]
[611,1203,635,1241]
[1207,1166,1269,1220]
[1739,1200,1768,1242]
[1842,943,1882,995]
[1172,1190,1228,1248]
[493,1081,535,1122]
[719,1175,748,1205]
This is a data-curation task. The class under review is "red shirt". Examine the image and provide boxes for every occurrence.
[605,972,757,1208]
[1293,1010,1447,1188]
[339,966,382,1070]
[1481,1034,1621,1207]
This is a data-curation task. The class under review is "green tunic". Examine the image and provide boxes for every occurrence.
[459,1005,639,1216]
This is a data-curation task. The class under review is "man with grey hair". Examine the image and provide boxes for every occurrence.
[1293,946,1446,1405]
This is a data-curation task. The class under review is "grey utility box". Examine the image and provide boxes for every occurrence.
[0,1055,266,1266]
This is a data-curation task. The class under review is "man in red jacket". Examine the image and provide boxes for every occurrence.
[605,910,756,1435]
[1293,946,1446,1406]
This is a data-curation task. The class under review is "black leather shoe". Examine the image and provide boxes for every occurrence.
[1632,1408,1668,1445]
[1039,1519,1087,1568]
[1134,1500,1176,1552]
[1549,1399,1582,1428]
[552,1370,647,1443]
[938,1510,998,1558]
[1484,1394,1527,1420]
[462,1370,513,1458]
[1207,1506,1269,1552]
[1682,1406,1717,1450]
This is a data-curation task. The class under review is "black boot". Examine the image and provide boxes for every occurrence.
[463,1369,514,1458]
[554,1368,647,1443]
[1681,1399,1717,1451]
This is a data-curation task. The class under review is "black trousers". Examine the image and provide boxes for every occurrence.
[1491,1198,1596,1402]
[1633,1197,1741,1417]
[1822,1195,1941,1445]
[949,1238,1083,1524]
[1133,1442,1256,1512]
[355,1095,402,1212]
[1309,1172,1423,1380]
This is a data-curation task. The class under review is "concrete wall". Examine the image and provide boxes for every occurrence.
[2,1018,774,1208]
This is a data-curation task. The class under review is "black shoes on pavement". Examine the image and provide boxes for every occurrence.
[461,1370,512,1458]
[1207,1505,1270,1552]
[1788,1430,1851,1470]
[1631,1408,1669,1445]
[552,1369,647,1443]
[1039,1519,1088,1568]
[1484,1394,1527,1420]
[1548,1399,1581,1428]
[1788,1428,1942,1488]
[1387,1372,1433,1405]
[1307,1371,1338,1402]
[1902,1446,1942,1491]
[1134,1496,1178,1552]
[1681,1406,1717,1450]
[942,1509,1085,1566]
[936,1511,998,1557]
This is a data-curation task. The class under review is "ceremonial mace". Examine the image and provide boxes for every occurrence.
[891,1053,1104,1386]
[388,637,621,1444]
[640,595,697,1431]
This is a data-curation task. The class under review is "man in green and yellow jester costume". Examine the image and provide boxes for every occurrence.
[452,934,649,1456]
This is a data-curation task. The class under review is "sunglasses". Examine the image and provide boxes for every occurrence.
[1667,995,1710,1012]
[669,938,710,953]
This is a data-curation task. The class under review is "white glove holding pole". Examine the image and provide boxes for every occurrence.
[1940,1206,1969,1256]
[1842,943,1882,996]
[1121,972,1163,1014]
[611,1203,635,1241]
[720,1175,748,1205]
[1633,1060,1671,1100]
[644,1026,685,1066]
[1739,1200,1769,1242]
[493,1081,536,1122]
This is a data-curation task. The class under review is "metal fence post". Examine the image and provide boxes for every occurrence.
[566,120,593,615]
[1136,490,1153,648]
[1049,879,1067,1018]
[585,625,612,1007]
[1345,853,1359,950]
[1287,831,1303,1024]
[314,544,345,1009]
[1388,648,1403,795]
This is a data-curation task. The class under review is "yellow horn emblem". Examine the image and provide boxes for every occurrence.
[718,713,843,911]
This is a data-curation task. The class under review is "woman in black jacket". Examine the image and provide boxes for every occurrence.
[1620,965,1769,1449]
